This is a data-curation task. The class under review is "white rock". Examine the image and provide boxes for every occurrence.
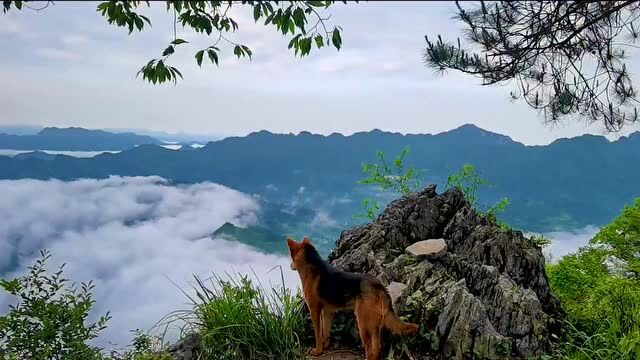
[405,238,447,257]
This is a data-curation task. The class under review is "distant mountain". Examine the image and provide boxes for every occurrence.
[0,127,162,151]
[12,151,56,160]
[104,128,224,144]
[213,222,286,255]
[0,125,42,135]
[1,124,639,233]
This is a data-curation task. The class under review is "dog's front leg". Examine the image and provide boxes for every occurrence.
[307,301,324,356]
[321,308,335,349]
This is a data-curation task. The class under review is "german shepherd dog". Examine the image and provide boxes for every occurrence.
[287,237,418,360]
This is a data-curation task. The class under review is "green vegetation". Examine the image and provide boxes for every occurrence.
[359,147,422,197]
[356,151,512,230]
[547,198,640,359]
[445,163,486,206]
[445,164,511,229]
[0,252,307,360]
[158,271,308,360]
[106,331,172,360]
[356,146,423,220]
[0,250,110,360]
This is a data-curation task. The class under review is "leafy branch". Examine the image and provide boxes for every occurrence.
[3,1,347,84]
[424,1,640,132]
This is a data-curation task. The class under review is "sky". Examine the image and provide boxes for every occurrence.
[2,2,639,145]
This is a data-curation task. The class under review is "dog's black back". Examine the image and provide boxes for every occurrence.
[303,244,383,308]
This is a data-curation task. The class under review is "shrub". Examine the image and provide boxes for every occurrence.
[105,330,172,360]
[356,146,423,220]
[547,198,640,359]
[0,250,110,360]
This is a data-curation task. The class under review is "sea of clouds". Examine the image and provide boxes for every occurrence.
[0,175,602,348]
[0,176,300,347]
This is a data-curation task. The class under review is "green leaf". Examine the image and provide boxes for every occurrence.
[288,34,302,49]
[264,13,275,26]
[301,37,312,56]
[264,2,274,13]
[241,45,252,60]
[253,5,261,21]
[332,28,342,50]
[233,45,242,58]
[288,18,295,34]
[315,34,324,48]
[207,49,219,65]
[195,50,204,66]
[293,7,305,28]
[134,16,144,31]
[139,14,151,25]
[171,38,188,45]
[162,45,175,56]
[97,2,109,12]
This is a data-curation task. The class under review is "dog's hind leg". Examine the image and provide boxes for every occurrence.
[365,308,383,360]
[368,322,383,360]
[355,301,372,359]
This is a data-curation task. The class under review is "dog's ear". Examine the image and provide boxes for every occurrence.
[286,237,297,249]
[302,237,311,245]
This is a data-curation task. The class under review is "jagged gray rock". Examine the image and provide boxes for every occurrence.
[328,185,562,359]
[386,281,408,306]
[168,333,202,360]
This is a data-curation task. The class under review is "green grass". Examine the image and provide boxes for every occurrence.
[159,268,309,360]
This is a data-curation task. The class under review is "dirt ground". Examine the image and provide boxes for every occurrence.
[307,349,363,360]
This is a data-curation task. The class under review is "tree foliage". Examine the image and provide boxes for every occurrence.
[0,250,110,360]
[3,0,345,84]
[547,198,640,359]
[424,1,640,131]
[592,198,640,277]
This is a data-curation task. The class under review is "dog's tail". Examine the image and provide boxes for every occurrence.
[380,290,419,336]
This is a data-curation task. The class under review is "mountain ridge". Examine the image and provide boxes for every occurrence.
[1,124,638,233]
[0,127,162,151]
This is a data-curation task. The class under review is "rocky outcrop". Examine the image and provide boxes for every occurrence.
[329,185,562,359]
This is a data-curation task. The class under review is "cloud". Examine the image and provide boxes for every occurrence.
[313,50,411,76]
[61,33,89,46]
[535,225,600,262]
[0,176,300,347]
[0,17,25,34]
[311,210,338,228]
[35,47,80,61]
